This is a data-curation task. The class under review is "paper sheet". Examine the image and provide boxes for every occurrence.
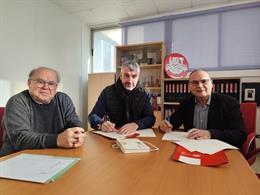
[173,139,238,154]
[137,129,156,137]
[162,131,189,141]
[0,154,80,183]
[93,128,156,139]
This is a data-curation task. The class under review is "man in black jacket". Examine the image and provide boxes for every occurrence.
[160,69,246,148]
[88,61,155,135]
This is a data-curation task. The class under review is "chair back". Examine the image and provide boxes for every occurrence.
[0,107,5,148]
[240,102,257,164]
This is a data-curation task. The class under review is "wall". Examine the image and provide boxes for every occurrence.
[0,0,90,124]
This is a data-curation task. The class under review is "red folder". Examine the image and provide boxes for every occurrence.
[173,145,228,166]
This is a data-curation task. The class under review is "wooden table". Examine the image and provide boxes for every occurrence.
[1,130,259,195]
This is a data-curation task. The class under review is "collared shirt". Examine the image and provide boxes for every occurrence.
[193,96,211,129]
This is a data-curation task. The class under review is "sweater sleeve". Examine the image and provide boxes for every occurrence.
[2,93,56,154]
[59,93,82,128]
[88,89,107,129]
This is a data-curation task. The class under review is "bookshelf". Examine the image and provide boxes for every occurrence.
[116,42,166,127]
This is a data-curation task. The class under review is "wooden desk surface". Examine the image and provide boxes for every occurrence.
[1,130,259,195]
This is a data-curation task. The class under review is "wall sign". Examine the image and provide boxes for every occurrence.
[164,53,189,79]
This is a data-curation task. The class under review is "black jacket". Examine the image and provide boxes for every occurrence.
[170,93,246,148]
[88,79,155,129]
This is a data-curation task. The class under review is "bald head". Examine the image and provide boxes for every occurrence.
[29,67,60,83]
[188,69,213,104]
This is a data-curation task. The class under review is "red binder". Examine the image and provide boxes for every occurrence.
[173,145,228,166]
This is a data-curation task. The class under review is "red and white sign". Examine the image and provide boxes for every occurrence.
[164,53,189,79]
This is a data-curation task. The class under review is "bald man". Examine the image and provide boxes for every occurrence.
[0,67,85,156]
[159,69,246,148]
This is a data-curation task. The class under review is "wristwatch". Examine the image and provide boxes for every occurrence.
[97,122,102,130]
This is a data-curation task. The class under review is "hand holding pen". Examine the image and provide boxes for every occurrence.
[100,115,118,132]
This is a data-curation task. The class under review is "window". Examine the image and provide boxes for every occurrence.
[92,28,122,73]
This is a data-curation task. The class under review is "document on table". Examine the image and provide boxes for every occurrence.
[93,128,156,139]
[173,139,238,154]
[0,153,80,183]
[137,129,156,137]
[162,131,189,141]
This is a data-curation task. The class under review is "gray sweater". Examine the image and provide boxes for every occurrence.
[0,90,82,156]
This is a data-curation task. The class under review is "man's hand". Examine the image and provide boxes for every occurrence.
[118,122,138,135]
[159,120,172,133]
[101,121,117,132]
[57,127,86,148]
[187,128,211,140]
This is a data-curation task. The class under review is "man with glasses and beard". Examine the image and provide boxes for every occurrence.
[0,67,85,156]
[159,69,246,148]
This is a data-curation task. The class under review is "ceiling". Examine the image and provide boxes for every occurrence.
[50,0,258,28]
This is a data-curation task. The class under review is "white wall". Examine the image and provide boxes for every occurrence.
[0,0,91,124]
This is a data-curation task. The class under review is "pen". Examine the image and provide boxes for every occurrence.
[105,115,110,122]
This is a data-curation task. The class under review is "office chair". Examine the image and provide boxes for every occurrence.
[0,107,5,148]
[240,102,260,179]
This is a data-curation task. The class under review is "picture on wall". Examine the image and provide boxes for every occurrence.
[242,83,260,106]
[244,88,256,101]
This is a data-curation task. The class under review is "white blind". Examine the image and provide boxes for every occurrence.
[220,7,260,67]
[172,14,219,69]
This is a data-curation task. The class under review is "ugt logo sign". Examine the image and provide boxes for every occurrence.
[164,53,189,79]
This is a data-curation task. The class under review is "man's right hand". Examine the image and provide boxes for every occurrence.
[101,121,117,132]
[57,127,85,148]
[159,120,173,133]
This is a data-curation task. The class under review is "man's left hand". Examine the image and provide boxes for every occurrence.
[118,122,138,135]
[187,128,211,140]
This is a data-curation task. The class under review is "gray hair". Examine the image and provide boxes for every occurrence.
[121,60,140,72]
[28,66,61,83]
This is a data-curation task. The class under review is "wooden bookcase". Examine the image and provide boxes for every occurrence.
[87,73,116,130]
[116,42,166,127]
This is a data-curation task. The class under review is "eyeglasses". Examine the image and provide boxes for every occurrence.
[189,79,211,86]
[30,79,58,89]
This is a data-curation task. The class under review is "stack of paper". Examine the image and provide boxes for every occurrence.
[0,154,80,183]
[172,139,238,155]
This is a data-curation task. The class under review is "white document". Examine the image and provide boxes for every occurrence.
[0,154,80,183]
[137,129,156,137]
[162,131,189,141]
[173,139,238,154]
[93,128,156,139]
[93,131,127,139]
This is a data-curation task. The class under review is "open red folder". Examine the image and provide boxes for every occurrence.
[173,145,228,166]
